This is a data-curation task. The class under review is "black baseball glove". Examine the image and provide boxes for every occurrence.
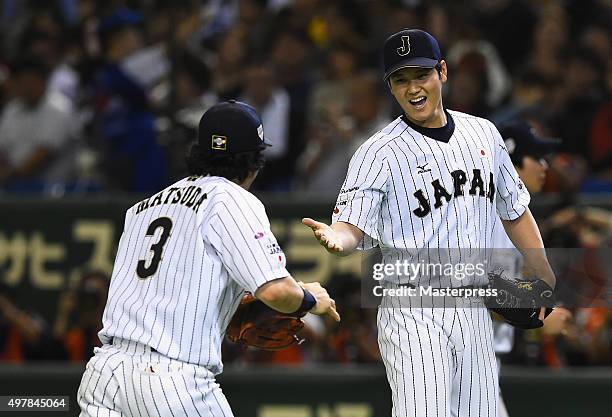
[485,270,555,329]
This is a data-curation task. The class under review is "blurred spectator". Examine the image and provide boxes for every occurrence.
[0,60,8,111]
[53,271,108,363]
[551,48,608,167]
[269,29,315,187]
[525,4,568,84]
[490,72,556,125]
[212,27,248,100]
[165,51,218,181]
[308,42,359,128]
[531,206,612,366]
[270,0,322,40]
[299,71,390,194]
[519,111,590,196]
[0,56,77,192]
[555,307,611,366]
[446,51,492,117]
[19,26,80,104]
[235,0,275,53]
[577,21,612,181]
[94,7,168,192]
[565,0,612,40]
[0,283,64,361]
[316,274,379,363]
[317,1,366,52]
[201,0,240,42]
[446,39,511,109]
[474,0,538,74]
[241,61,292,190]
[580,23,611,64]
[589,101,612,175]
[174,51,218,125]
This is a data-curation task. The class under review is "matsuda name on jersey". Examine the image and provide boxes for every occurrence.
[412,168,495,218]
[135,184,208,214]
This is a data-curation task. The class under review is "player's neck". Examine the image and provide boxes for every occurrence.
[235,171,259,190]
[404,106,447,129]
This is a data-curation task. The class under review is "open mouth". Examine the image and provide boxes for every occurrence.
[409,96,427,109]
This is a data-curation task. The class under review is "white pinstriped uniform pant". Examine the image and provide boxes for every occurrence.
[77,338,233,417]
[378,296,499,417]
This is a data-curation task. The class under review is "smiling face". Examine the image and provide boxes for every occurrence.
[388,61,448,128]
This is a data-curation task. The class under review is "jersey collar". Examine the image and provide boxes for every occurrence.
[401,109,455,143]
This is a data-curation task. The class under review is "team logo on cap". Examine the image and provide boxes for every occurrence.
[397,35,411,56]
[211,135,227,151]
[257,124,264,141]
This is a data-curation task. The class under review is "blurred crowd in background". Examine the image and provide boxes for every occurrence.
[0,0,611,366]
[0,0,610,195]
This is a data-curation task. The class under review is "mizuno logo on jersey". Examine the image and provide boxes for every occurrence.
[412,168,495,218]
[416,163,431,174]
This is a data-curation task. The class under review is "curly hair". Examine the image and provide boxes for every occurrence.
[185,143,266,182]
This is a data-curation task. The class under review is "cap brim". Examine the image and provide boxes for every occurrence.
[384,58,439,80]
[531,137,561,157]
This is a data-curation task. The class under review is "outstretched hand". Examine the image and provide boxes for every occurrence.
[302,218,344,253]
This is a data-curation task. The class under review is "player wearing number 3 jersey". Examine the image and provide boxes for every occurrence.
[77,100,339,417]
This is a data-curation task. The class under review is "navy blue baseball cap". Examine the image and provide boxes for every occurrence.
[499,120,561,164]
[383,29,442,80]
[198,100,272,153]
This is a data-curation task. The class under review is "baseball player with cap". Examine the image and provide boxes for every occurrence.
[77,100,340,417]
[303,29,557,417]
[491,120,568,417]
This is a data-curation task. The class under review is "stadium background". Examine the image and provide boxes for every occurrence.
[0,0,610,416]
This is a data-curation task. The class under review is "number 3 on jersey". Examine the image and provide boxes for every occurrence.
[137,217,173,279]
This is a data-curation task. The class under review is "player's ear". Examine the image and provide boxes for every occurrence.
[438,60,448,83]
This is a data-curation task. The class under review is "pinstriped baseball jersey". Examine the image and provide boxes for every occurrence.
[378,296,499,417]
[78,342,234,417]
[490,216,520,354]
[332,110,530,287]
[99,175,288,374]
[332,110,528,417]
[490,215,522,276]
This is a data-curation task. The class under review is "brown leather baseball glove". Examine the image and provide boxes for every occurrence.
[226,293,306,350]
